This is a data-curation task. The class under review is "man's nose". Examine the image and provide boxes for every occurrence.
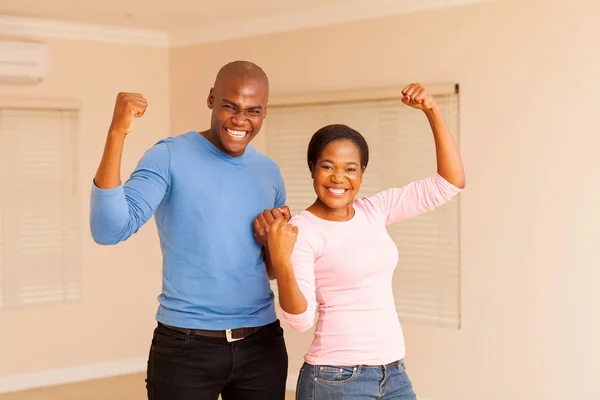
[231,110,249,125]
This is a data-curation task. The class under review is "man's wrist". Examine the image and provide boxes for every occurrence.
[107,128,127,141]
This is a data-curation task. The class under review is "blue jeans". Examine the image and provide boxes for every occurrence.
[296,359,417,400]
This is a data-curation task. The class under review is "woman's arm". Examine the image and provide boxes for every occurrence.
[402,83,466,188]
[267,218,308,315]
[362,84,465,225]
[253,207,292,279]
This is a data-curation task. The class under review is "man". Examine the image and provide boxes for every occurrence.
[90,61,289,399]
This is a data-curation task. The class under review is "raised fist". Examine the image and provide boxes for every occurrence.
[109,92,147,136]
[401,83,437,111]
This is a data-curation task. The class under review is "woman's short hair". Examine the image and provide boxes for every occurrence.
[306,124,369,170]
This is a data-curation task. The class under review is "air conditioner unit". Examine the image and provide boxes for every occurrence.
[0,40,48,84]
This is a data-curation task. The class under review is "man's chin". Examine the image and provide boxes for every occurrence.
[220,133,253,156]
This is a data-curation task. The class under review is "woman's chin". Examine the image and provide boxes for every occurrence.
[317,197,353,212]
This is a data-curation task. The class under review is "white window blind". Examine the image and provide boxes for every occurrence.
[264,84,461,328]
[0,107,81,307]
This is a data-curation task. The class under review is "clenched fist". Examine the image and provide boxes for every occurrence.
[267,219,298,270]
[253,206,292,247]
[109,92,147,136]
[401,83,437,111]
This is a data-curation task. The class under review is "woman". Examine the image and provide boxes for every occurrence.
[261,83,465,399]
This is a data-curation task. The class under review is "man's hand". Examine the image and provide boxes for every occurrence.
[253,206,291,247]
[109,92,147,137]
[278,206,291,222]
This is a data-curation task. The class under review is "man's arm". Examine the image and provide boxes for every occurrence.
[90,93,169,245]
[262,246,276,279]
[95,92,147,189]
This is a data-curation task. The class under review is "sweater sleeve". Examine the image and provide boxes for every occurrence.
[280,216,319,332]
[89,141,171,245]
[366,174,462,225]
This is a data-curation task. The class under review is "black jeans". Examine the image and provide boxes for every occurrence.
[145,319,288,400]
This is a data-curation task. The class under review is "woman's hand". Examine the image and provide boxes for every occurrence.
[253,207,291,247]
[401,83,437,111]
[267,219,298,270]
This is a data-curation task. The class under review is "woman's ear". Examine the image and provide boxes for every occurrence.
[309,162,315,179]
[360,166,366,183]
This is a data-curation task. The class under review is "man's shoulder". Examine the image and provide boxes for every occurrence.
[246,146,282,171]
[158,131,198,147]
[151,131,213,160]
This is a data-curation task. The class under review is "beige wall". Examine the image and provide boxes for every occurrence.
[171,0,600,398]
[0,39,170,375]
[1,0,598,398]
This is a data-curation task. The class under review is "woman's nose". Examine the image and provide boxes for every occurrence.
[330,172,344,183]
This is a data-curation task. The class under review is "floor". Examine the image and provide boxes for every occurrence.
[0,373,296,399]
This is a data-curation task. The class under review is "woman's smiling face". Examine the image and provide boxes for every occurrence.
[311,139,364,216]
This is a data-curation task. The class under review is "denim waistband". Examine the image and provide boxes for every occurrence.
[308,358,403,372]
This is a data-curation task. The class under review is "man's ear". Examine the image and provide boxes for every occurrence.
[207,88,214,109]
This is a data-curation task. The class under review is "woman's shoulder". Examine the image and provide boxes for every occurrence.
[290,211,318,230]
[287,212,325,255]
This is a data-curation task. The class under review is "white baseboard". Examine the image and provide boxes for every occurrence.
[2,363,426,398]
[0,357,147,394]
[3,363,300,395]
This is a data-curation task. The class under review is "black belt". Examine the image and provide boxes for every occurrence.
[159,322,261,342]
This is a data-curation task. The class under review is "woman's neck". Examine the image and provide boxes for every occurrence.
[307,199,355,222]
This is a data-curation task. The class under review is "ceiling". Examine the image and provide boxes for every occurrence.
[0,0,330,30]
[0,0,494,46]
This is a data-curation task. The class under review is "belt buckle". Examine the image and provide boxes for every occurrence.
[226,329,243,343]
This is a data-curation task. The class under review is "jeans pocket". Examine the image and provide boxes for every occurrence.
[315,365,358,386]
[151,327,189,353]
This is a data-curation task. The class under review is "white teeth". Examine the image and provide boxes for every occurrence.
[227,129,247,138]
[327,188,346,194]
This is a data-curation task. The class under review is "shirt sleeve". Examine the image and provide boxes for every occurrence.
[280,217,319,332]
[366,174,462,225]
[274,167,286,208]
[89,141,171,245]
